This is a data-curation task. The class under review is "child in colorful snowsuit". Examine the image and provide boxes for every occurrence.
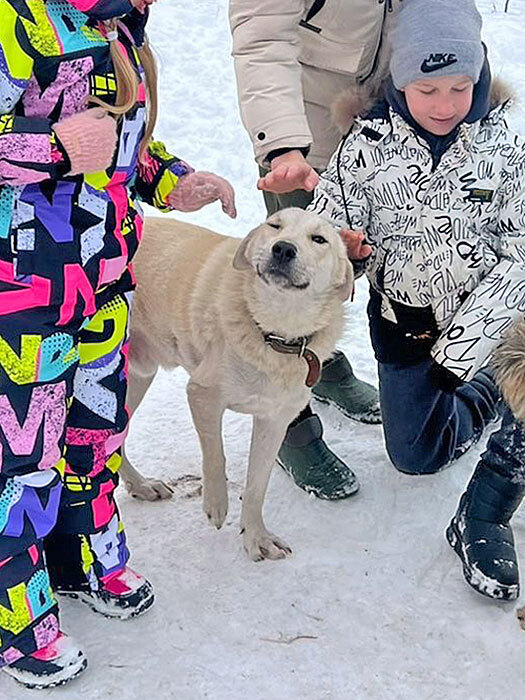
[310,0,525,602]
[0,0,234,689]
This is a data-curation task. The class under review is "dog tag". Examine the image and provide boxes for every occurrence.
[303,348,321,387]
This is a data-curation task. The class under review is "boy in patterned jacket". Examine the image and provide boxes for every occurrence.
[310,0,525,603]
[0,0,234,689]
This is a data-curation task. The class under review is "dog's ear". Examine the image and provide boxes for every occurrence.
[232,226,260,270]
[336,260,354,301]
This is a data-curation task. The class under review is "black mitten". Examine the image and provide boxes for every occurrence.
[429,360,464,393]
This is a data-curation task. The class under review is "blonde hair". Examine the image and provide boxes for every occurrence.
[89,19,158,161]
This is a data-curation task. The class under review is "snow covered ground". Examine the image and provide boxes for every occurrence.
[5,1,525,698]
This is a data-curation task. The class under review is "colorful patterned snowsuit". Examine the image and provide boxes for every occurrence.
[0,0,188,665]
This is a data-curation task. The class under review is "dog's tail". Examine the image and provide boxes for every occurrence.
[492,318,525,421]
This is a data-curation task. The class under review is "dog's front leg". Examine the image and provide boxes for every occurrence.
[241,412,296,562]
[187,380,228,529]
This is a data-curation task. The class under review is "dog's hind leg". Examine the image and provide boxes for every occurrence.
[187,379,228,529]
[241,411,297,562]
[121,367,174,501]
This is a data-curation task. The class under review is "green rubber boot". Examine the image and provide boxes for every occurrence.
[312,351,381,424]
[277,414,359,500]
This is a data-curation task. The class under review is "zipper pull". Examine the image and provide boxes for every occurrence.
[378,0,403,11]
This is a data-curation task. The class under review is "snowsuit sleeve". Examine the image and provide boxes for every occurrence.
[432,155,525,381]
[0,1,69,185]
[229,0,311,166]
[134,140,193,212]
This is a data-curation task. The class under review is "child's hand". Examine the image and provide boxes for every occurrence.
[258,150,319,194]
[130,0,157,12]
[340,229,373,261]
[53,108,118,176]
[167,172,237,218]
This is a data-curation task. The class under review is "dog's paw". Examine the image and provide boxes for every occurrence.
[125,478,174,501]
[242,529,292,562]
[203,483,228,529]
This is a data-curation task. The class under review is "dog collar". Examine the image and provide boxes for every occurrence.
[263,333,321,388]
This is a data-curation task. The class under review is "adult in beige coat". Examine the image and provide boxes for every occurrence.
[230,0,402,500]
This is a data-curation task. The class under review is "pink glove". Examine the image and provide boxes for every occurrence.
[167,171,237,218]
[53,108,118,176]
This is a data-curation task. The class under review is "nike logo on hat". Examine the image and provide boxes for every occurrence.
[421,53,458,72]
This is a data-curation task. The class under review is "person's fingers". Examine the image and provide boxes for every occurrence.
[303,169,319,191]
[258,167,288,192]
[217,180,237,218]
[339,229,372,260]
[342,233,362,248]
[345,242,360,258]
[281,164,314,191]
[271,167,308,192]
[346,241,373,260]
[264,171,278,188]
[271,164,291,184]
[184,175,237,218]
[340,232,361,251]
[262,168,280,189]
[340,229,364,240]
[222,197,237,218]
[287,163,313,181]
[351,243,372,260]
[258,163,317,193]
[285,164,303,180]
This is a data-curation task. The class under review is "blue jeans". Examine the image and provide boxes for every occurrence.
[379,358,501,474]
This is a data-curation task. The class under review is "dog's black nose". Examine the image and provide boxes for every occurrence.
[272,241,297,265]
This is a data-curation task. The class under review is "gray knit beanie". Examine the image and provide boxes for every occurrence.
[389,0,484,90]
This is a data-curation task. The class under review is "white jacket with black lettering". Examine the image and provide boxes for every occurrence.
[309,99,525,381]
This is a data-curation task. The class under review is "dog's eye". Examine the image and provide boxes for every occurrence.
[267,222,280,230]
[311,234,328,245]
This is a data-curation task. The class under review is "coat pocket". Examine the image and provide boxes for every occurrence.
[299,0,384,77]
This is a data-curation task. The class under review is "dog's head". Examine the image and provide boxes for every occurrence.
[233,208,353,301]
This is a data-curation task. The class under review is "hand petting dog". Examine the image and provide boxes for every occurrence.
[340,229,372,261]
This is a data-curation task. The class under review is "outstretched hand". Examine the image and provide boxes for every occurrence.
[168,171,237,218]
[257,150,319,194]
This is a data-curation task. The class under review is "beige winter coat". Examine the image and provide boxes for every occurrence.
[229,0,402,169]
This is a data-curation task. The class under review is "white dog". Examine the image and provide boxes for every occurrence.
[493,318,525,421]
[121,208,352,560]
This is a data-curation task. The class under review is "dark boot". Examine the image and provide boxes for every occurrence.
[277,413,359,500]
[312,351,381,424]
[446,463,524,601]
